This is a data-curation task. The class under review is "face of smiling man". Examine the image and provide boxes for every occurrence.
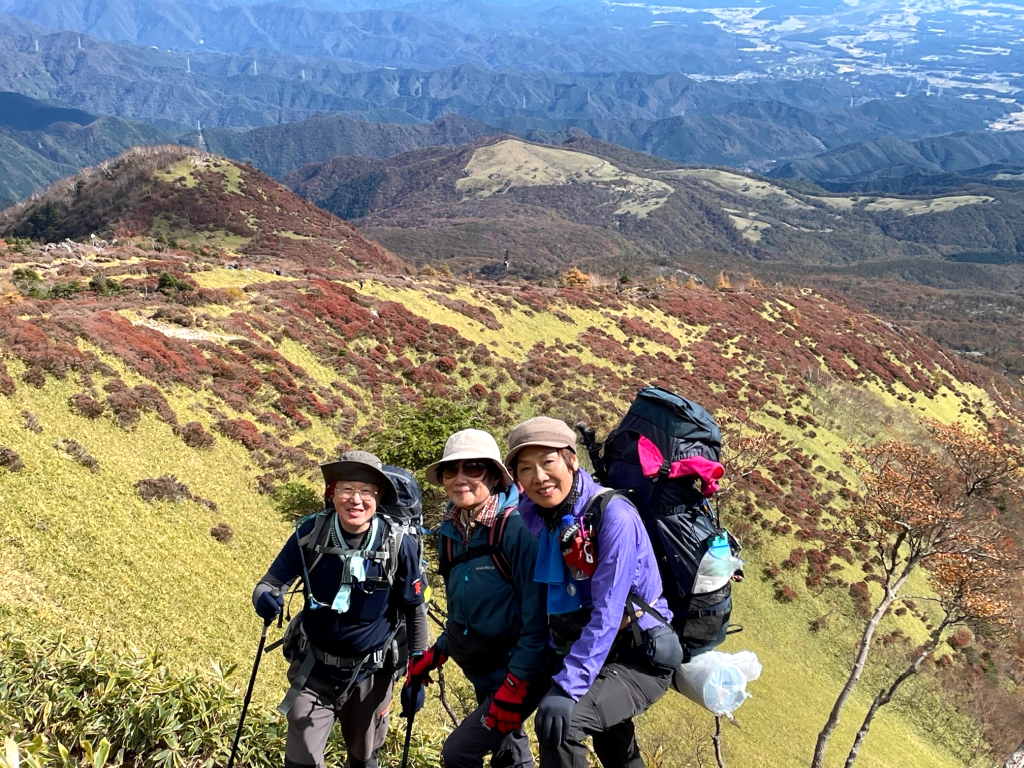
[333,482,380,535]
[515,446,579,509]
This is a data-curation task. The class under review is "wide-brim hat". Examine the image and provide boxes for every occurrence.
[504,416,577,470]
[319,450,398,505]
[425,428,514,488]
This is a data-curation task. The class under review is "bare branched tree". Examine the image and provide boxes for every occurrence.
[812,419,1024,768]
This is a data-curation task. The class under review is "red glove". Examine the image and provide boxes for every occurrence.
[406,645,447,687]
[485,673,529,734]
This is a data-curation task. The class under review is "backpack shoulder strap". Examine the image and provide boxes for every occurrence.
[297,511,332,574]
[297,511,330,549]
[438,533,455,581]
[377,516,404,586]
[437,510,515,583]
[583,488,629,536]
[488,506,515,581]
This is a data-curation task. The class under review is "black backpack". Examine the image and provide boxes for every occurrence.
[379,464,425,571]
[580,386,741,661]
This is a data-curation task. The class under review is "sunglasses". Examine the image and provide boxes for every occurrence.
[440,460,492,480]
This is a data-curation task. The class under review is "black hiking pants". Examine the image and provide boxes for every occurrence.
[441,679,551,768]
[538,661,672,768]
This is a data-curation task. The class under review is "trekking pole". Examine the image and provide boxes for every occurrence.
[400,708,415,768]
[227,589,281,768]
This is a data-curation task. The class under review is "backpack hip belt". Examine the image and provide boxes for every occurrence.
[297,625,390,669]
[277,621,401,716]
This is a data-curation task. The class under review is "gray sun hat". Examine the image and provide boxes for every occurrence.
[319,450,398,505]
[504,416,577,470]
[425,429,514,489]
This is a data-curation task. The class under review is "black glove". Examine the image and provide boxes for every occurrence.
[400,678,425,718]
[535,685,575,746]
[255,590,284,621]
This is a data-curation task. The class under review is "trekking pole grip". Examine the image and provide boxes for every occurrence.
[272,587,283,628]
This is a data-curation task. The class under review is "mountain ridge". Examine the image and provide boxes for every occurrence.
[0,145,404,274]
[771,131,1024,185]
[0,93,175,203]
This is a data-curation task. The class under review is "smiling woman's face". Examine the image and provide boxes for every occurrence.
[441,460,495,512]
[515,446,578,508]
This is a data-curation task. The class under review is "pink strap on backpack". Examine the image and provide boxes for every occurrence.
[637,436,724,496]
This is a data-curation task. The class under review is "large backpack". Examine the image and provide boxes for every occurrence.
[379,464,426,576]
[581,386,741,661]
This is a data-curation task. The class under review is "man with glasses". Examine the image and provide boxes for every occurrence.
[252,451,428,768]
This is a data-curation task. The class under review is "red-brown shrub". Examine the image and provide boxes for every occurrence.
[175,421,216,449]
[68,393,105,418]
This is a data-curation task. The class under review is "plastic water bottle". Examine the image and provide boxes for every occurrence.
[694,534,743,594]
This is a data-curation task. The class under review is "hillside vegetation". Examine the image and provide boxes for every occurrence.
[0,146,402,274]
[0,213,1018,766]
[280,136,1024,378]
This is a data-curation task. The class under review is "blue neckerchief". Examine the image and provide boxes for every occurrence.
[534,514,582,614]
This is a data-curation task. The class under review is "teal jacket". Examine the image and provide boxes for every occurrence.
[435,487,549,692]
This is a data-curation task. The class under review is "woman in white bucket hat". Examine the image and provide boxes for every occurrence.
[403,428,551,768]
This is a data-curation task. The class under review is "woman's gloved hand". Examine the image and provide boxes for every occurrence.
[485,673,529,733]
[534,684,575,746]
[406,645,448,687]
[255,590,284,621]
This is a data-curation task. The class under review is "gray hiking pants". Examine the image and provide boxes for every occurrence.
[283,664,394,768]
[538,661,672,768]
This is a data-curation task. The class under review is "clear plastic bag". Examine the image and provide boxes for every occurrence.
[693,535,745,594]
[671,650,762,716]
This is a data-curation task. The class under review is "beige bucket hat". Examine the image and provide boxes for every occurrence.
[503,416,577,470]
[425,429,514,488]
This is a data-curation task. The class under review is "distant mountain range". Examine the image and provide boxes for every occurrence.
[1,0,749,75]
[188,113,502,178]
[1,10,1015,182]
[0,92,173,205]
[770,131,1024,188]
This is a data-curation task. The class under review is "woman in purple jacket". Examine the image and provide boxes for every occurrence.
[504,417,683,768]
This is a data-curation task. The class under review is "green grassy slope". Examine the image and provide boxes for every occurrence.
[0,238,1003,767]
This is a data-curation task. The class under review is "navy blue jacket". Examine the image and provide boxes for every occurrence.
[435,488,549,691]
[261,514,424,659]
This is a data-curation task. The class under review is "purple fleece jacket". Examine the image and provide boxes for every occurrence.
[518,468,672,701]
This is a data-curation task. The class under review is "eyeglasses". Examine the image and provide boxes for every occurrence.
[334,485,379,502]
[440,460,491,480]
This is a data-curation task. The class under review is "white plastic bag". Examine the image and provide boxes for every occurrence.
[671,650,762,716]
[693,534,745,594]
